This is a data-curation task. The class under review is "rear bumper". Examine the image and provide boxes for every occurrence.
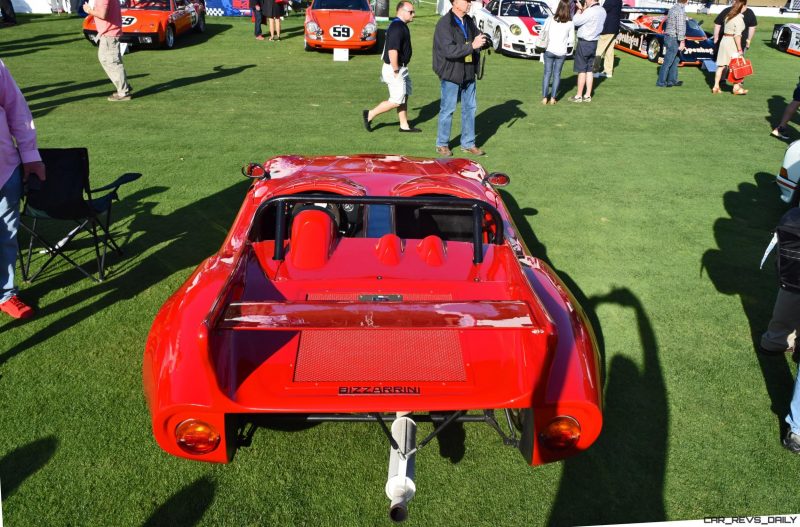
[83,30,161,46]
[777,173,797,203]
[304,36,376,50]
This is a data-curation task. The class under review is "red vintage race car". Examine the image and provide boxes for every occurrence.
[82,0,206,49]
[144,155,603,521]
[304,0,377,52]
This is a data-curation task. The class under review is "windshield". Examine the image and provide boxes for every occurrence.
[312,0,370,10]
[500,0,550,18]
[685,19,706,37]
[126,0,170,9]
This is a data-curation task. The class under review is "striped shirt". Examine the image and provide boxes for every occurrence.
[664,3,686,42]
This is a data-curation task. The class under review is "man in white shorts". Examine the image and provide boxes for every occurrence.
[362,1,420,133]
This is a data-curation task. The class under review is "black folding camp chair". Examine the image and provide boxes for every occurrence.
[18,148,141,282]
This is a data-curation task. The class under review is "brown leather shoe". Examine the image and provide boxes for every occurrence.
[435,145,452,157]
[460,146,485,156]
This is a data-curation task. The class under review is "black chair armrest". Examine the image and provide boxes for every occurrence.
[91,172,142,193]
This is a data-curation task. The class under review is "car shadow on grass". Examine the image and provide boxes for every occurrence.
[549,287,667,525]
[0,180,250,367]
[0,436,58,500]
[143,476,215,527]
[177,22,234,48]
[701,172,795,437]
[499,190,605,377]
[500,191,669,524]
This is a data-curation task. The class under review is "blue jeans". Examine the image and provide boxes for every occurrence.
[542,51,566,99]
[657,35,679,86]
[436,79,477,149]
[0,165,22,302]
[254,9,262,36]
[788,371,800,435]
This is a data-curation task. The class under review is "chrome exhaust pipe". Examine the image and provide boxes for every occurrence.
[385,415,417,523]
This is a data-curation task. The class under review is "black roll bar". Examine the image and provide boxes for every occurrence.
[250,194,505,265]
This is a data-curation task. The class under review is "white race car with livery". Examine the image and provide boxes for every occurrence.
[473,0,570,58]
[772,23,800,57]
[778,140,800,206]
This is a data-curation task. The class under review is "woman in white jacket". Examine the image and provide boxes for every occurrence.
[541,0,575,104]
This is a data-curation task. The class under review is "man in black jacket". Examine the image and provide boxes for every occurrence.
[432,0,487,157]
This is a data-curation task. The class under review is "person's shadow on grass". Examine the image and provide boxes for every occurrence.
[470,99,526,149]
[120,64,257,98]
[0,179,251,367]
[143,476,215,527]
[701,172,795,437]
[26,74,150,118]
[0,32,84,58]
[0,436,58,501]
[410,99,441,128]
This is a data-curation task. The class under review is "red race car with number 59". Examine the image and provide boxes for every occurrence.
[304,0,377,52]
[83,0,206,49]
[144,154,603,522]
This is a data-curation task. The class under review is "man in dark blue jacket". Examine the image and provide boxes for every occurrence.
[432,0,487,157]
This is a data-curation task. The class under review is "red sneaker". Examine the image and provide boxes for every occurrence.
[0,295,35,319]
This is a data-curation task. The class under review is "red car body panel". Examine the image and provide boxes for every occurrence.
[304,0,377,51]
[82,0,205,48]
[144,155,603,466]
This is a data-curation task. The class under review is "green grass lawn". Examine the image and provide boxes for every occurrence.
[1,6,799,526]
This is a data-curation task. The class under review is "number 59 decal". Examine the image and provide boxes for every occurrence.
[121,16,137,26]
[329,25,352,41]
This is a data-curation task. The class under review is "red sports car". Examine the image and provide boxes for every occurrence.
[144,155,602,520]
[83,0,206,49]
[304,0,377,51]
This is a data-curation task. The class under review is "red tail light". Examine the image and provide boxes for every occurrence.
[780,167,789,179]
[484,172,510,187]
[539,416,581,450]
[175,419,221,455]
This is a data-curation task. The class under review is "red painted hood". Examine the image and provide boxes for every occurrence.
[308,9,373,29]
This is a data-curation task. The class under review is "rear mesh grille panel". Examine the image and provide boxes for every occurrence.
[294,329,466,382]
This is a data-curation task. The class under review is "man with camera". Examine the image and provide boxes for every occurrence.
[432,0,487,157]
[569,0,606,103]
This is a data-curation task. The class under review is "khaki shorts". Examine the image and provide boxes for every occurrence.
[381,63,412,105]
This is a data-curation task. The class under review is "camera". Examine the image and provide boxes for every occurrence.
[480,32,493,50]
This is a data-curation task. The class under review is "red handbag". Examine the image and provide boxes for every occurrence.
[727,56,753,83]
